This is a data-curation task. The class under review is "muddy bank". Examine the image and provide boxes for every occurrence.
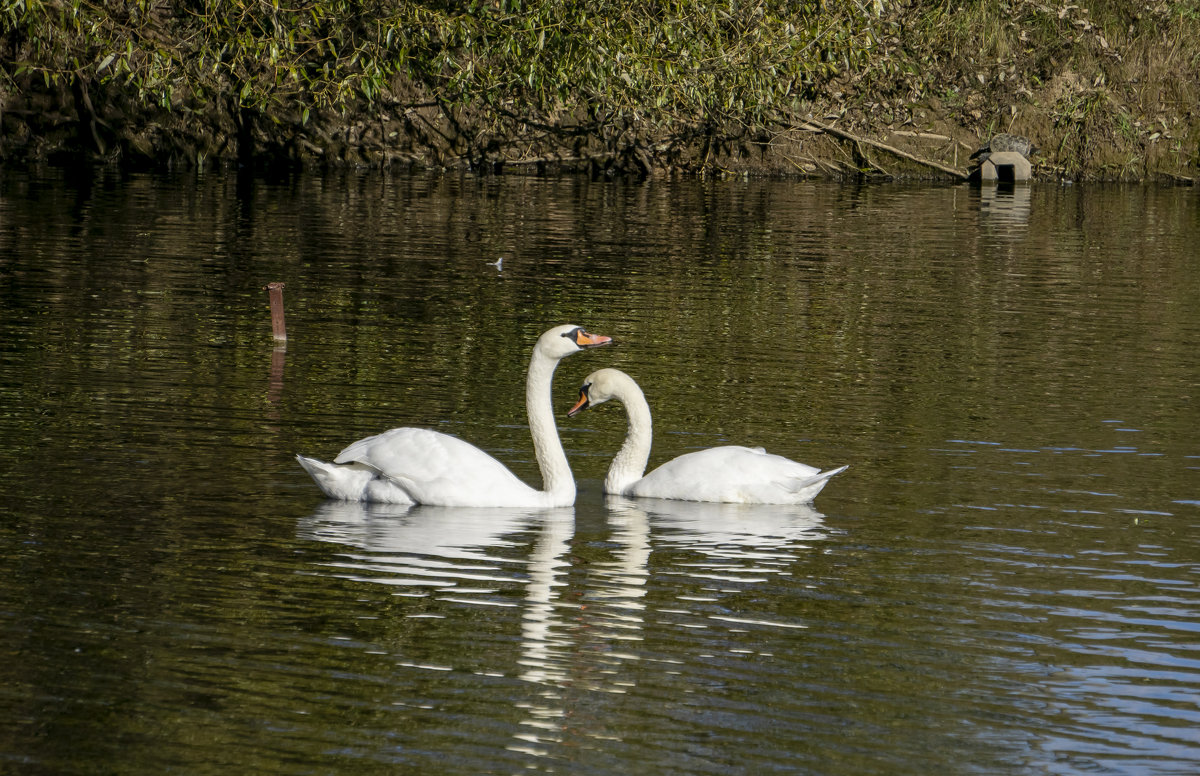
[2,3,1196,182]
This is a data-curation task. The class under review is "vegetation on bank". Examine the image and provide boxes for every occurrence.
[1,0,1197,180]
[886,0,1200,180]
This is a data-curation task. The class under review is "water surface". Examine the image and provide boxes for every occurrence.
[1,169,1198,774]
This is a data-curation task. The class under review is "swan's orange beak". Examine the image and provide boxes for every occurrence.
[573,329,612,349]
[567,386,591,417]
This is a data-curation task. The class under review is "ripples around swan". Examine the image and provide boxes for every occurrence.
[4,170,1199,775]
[293,461,1200,773]
[295,497,839,769]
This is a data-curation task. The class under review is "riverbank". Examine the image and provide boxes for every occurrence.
[2,2,1196,182]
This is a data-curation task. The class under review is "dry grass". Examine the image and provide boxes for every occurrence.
[832,0,1200,180]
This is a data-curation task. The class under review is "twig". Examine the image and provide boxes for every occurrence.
[856,142,892,178]
[503,155,610,165]
[782,152,833,177]
[796,117,969,180]
[892,130,951,141]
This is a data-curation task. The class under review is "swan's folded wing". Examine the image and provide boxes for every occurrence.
[334,427,533,498]
[631,446,835,504]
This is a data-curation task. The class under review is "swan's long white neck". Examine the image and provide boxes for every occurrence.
[527,348,575,507]
[605,374,653,495]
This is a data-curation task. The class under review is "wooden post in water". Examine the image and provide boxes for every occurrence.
[266,282,287,343]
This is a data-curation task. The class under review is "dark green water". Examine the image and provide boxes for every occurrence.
[1,168,1198,775]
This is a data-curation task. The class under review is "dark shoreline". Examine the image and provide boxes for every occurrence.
[3,4,1196,183]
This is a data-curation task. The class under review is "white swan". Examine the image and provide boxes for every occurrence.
[567,368,847,504]
[296,324,612,507]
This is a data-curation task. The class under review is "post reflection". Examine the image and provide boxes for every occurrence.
[268,345,286,405]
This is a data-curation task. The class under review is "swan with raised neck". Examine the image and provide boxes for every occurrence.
[297,324,612,507]
[568,368,846,504]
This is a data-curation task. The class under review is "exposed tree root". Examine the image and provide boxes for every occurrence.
[796,118,970,180]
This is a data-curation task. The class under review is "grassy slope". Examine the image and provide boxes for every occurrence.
[794,0,1200,181]
[352,0,1200,181]
[1,1,1196,180]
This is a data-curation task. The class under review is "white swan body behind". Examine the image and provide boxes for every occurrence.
[568,368,847,504]
[296,325,612,507]
[297,428,539,506]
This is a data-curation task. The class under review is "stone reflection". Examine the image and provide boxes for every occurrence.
[977,183,1031,231]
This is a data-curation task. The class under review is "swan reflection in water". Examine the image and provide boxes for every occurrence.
[296,496,827,759]
[296,501,581,758]
[297,501,545,589]
[617,497,830,563]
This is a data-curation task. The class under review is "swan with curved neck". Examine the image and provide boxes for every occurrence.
[568,368,846,504]
[297,325,612,507]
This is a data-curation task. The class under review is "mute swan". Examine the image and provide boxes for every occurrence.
[568,368,847,504]
[296,325,612,507]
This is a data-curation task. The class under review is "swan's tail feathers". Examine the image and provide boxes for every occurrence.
[296,454,379,502]
[297,454,353,500]
[788,464,849,503]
